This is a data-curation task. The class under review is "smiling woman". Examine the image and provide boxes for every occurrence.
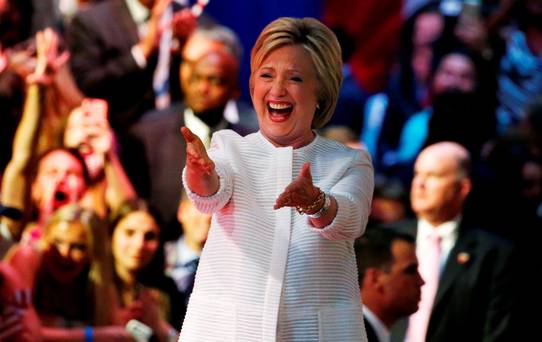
[179,17,374,342]
[4,204,138,340]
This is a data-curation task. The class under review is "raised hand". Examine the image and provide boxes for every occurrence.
[274,163,321,211]
[181,126,215,175]
[27,28,69,85]
[180,126,219,196]
[138,0,173,58]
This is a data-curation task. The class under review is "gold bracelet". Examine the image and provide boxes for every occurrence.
[295,189,325,215]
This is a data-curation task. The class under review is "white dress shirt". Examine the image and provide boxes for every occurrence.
[416,217,460,275]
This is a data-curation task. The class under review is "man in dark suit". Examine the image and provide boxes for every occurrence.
[129,25,258,238]
[355,228,423,342]
[389,141,516,342]
[66,0,196,132]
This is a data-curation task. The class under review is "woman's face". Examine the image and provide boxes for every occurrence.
[251,44,319,148]
[45,221,90,283]
[112,211,160,274]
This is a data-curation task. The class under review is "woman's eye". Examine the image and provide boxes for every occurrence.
[291,76,302,82]
[259,73,272,79]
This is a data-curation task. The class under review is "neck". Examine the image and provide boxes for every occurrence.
[193,106,226,128]
[362,293,396,329]
[264,130,316,149]
[185,238,203,254]
[115,264,137,286]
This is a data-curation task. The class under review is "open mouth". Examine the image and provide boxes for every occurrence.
[53,190,69,209]
[267,102,293,122]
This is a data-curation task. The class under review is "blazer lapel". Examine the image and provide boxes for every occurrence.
[433,225,477,307]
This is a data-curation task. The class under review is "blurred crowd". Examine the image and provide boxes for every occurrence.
[0,0,541,341]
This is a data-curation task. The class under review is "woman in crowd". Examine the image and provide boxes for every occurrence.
[6,204,132,341]
[109,199,184,341]
[180,17,374,341]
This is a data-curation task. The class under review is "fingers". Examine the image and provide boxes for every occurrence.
[181,126,215,175]
[180,126,196,143]
[299,162,312,181]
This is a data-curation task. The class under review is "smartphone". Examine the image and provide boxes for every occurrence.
[126,319,153,342]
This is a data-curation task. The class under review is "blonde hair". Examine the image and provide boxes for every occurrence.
[250,17,343,128]
[43,204,116,325]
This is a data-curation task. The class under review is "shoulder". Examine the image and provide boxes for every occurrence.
[4,244,42,287]
[131,104,184,134]
[71,0,118,24]
[316,136,372,165]
[462,226,514,250]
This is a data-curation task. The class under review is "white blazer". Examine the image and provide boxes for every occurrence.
[180,130,373,342]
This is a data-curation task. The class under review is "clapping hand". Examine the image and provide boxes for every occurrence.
[180,126,219,196]
[181,127,215,175]
[274,163,320,211]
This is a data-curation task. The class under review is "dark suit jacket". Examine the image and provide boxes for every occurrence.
[66,0,158,130]
[389,219,516,342]
[364,316,380,342]
[128,101,258,238]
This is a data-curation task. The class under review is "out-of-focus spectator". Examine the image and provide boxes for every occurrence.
[6,204,132,341]
[164,190,211,303]
[109,199,185,340]
[128,25,258,237]
[388,141,516,342]
[361,1,446,170]
[0,29,87,248]
[63,98,138,218]
[66,0,197,135]
[0,262,41,341]
[496,0,542,134]
[382,44,497,189]
[355,228,423,342]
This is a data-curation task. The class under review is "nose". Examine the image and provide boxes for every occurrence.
[197,79,211,94]
[270,77,287,97]
[57,244,71,259]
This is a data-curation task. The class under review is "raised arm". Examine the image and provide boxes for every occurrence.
[0,29,59,239]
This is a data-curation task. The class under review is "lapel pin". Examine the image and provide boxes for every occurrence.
[457,252,470,265]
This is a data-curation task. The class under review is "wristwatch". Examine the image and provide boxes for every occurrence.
[308,192,331,219]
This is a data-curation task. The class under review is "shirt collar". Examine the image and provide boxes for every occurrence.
[364,307,390,342]
[418,216,461,241]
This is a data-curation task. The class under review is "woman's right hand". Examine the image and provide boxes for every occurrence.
[180,127,219,196]
[181,127,215,175]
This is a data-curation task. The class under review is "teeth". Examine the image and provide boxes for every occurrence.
[269,103,292,110]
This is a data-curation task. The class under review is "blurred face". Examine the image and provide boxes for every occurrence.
[411,146,470,224]
[432,53,476,95]
[45,221,90,283]
[64,99,109,180]
[251,44,319,148]
[180,35,226,91]
[380,240,424,318]
[32,150,87,215]
[112,211,160,274]
[412,12,444,84]
[178,199,211,250]
[183,51,239,113]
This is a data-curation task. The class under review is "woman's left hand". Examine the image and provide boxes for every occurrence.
[274,163,320,211]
